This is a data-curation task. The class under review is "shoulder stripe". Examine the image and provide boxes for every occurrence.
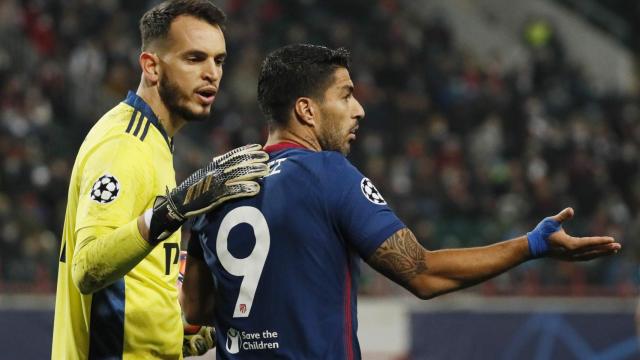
[124,112,153,143]
[132,114,145,137]
[140,117,152,141]
[125,110,138,134]
[122,92,173,150]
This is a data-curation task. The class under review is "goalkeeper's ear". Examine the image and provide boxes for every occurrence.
[139,51,160,85]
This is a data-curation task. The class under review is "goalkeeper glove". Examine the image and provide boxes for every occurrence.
[183,325,216,357]
[148,144,269,244]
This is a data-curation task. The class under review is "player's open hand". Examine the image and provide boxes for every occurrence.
[530,207,621,261]
[147,144,269,244]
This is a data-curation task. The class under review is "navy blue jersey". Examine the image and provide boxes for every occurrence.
[189,143,405,359]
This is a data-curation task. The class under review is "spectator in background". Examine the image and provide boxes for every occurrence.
[0,0,638,296]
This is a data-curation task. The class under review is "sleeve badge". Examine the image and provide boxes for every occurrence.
[360,177,386,205]
[90,174,120,204]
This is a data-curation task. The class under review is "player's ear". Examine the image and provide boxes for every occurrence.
[140,51,161,85]
[293,97,316,127]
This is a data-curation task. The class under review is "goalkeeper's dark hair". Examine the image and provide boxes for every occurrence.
[140,0,226,51]
[258,44,351,128]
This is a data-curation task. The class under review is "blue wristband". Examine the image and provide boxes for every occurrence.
[526,217,561,258]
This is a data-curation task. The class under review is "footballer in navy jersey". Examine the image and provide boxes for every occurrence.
[181,44,620,360]
[188,143,404,358]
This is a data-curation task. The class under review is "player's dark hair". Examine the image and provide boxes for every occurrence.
[140,0,226,51]
[257,44,351,128]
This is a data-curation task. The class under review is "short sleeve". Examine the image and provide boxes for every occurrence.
[187,216,206,261]
[76,135,154,231]
[323,153,406,258]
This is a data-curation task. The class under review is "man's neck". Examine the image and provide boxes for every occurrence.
[265,127,321,152]
[136,83,185,137]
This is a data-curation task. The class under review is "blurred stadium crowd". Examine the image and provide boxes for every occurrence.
[0,0,637,296]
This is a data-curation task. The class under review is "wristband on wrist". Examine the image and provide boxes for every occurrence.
[527,217,561,258]
[144,208,153,229]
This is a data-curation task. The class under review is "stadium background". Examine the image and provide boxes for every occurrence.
[0,0,639,358]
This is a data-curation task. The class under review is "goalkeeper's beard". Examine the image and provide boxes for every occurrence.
[159,74,211,123]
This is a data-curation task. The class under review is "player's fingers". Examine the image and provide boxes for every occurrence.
[567,236,617,250]
[551,207,574,224]
[569,243,621,261]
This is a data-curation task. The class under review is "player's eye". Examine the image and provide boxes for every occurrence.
[185,52,206,62]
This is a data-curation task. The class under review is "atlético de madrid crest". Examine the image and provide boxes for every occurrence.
[360,177,386,205]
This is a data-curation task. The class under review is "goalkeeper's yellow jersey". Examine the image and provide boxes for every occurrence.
[52,91,183,359]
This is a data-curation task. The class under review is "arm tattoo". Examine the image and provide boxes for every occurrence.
[367,228,428,286]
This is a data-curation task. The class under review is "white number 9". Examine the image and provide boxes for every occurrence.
[216,206,270,318]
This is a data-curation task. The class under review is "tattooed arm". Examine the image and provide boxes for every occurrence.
[366,228,530,299]
[366,208,619,299]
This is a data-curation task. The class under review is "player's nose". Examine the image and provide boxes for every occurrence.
[353,97,365,121]
[202,59,221,83]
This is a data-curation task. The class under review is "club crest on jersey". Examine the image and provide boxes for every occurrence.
[360,177,386,205]
[90,174,120,204]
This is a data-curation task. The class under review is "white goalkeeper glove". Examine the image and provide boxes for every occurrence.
[148,144,269,244]
[183,324,215,357]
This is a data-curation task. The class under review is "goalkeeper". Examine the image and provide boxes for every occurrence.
[51,1,264,358]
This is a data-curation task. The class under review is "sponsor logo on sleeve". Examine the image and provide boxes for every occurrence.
[90,174,120,204]
[360,177,386,205]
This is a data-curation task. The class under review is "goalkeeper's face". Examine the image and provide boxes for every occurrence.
[157,15,227,123]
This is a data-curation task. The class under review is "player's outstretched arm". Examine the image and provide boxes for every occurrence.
[366,208,620,300]
[72,145,269,294]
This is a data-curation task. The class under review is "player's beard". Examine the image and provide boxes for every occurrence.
[317,106,353,156]
[318,120,351,156]
[158,74,210,123]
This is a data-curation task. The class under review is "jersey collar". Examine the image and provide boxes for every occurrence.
[123,91,174,152]
[263,141,308,153]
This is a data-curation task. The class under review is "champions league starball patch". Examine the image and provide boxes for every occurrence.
[90,174,120,204]
[360,177,386,205]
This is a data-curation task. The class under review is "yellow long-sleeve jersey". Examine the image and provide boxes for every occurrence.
[52,91,182,359]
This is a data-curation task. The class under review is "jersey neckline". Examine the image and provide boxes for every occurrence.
[123,91,174,152]
[263,141,309,153]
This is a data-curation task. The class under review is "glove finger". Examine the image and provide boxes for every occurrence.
[224,162,269,181]
[201,326,216,349]
[189,335,209,356]
[225,181,261,197]
[219,150,269,168]
[213,144,263,164]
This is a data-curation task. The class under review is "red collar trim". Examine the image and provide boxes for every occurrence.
[263,141,307,153]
